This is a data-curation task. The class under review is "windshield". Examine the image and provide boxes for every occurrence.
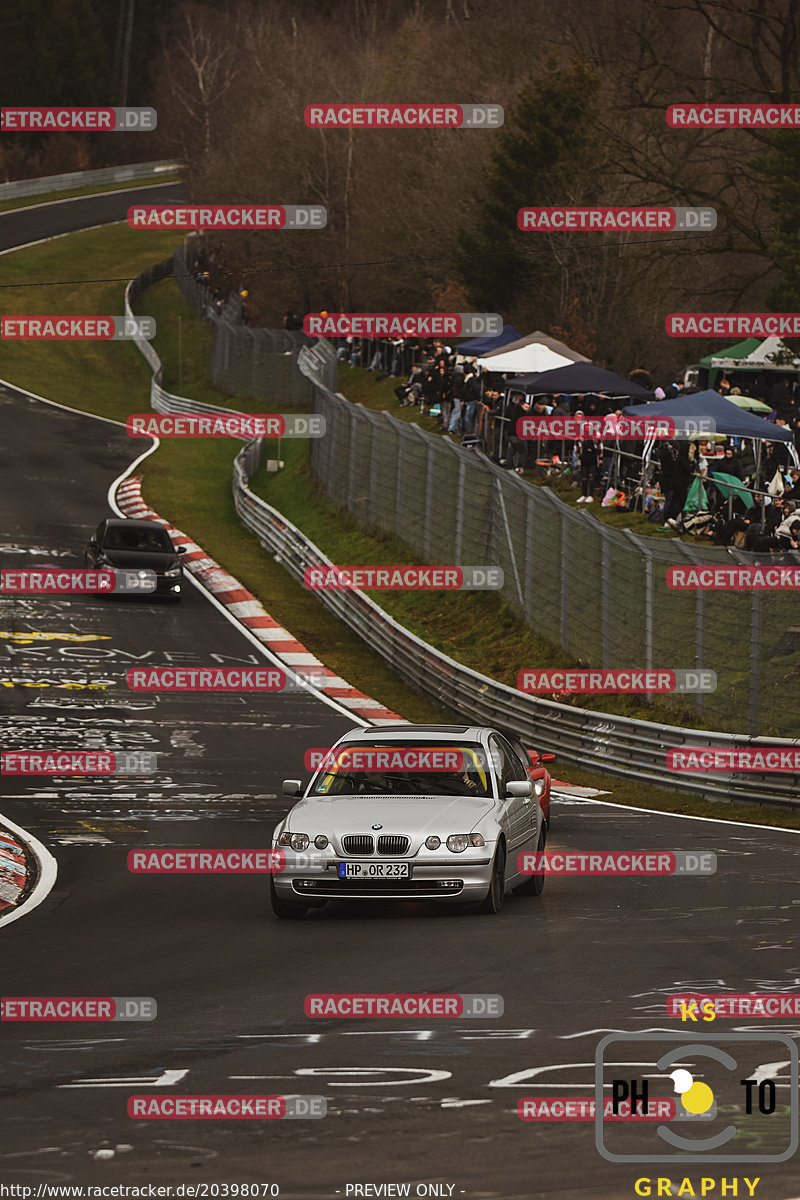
[104,526,173,553]
[311,743,494,797]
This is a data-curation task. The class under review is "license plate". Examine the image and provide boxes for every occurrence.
[338,861,410,879]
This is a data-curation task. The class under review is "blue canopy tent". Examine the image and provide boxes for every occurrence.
[623,389,798,516]
[623,390,797,445]
[457,325,522,356]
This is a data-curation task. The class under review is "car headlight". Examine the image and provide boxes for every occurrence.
[278,832,309,851]
[446,833,485,852]
[425,836,441,850]
[533,779,545,796]
[163,566,181,578]
[314,834,329,849]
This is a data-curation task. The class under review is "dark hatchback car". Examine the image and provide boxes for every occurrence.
[84,518,185,601]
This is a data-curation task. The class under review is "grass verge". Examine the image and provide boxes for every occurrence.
[3,222,798,829]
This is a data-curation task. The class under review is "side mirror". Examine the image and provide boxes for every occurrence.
[177,546,186,554]
[541,752,556,763]
[282,779,303,797]
[506,780,532,799]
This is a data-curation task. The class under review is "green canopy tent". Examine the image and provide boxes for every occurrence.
[700,336,800,390]
[728,394,772,414]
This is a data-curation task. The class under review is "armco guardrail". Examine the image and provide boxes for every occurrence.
[124,264,800,807]
[125,262,264,424]
[0,160,180,202]
[232,437,800,808]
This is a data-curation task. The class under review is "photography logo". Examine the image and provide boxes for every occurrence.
[595,1032,798,1163]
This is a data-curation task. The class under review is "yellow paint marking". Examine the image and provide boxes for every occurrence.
[0,631,111,645]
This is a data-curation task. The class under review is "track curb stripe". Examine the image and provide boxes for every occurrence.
[115,476,403,722]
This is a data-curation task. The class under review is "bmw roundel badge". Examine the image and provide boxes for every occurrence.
[371,823,382,830]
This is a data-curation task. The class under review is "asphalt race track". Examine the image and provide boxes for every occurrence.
[2,193,800,1200]
[0,183,184,254]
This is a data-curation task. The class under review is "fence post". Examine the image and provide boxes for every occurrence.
[601,530,611,669]
[524,494,536,608]
[695,587,705,720]
[369,412,380,528]
[454,455,466,562]
[749,590,761,735]
[395,430,405,537]
[560,509,569,646]
[424,443,435,559]
[347,406,358,513]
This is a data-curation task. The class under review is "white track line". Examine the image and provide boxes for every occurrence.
[0,219,126,258]
[551,791,800,836]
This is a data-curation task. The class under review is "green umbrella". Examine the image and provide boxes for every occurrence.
[728,394,772,414]
[709,471,755,510]
[683,476,709,512]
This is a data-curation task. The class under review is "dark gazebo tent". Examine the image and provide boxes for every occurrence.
[509,362,654,398]
[457,325,522,356]
[497,364,652,462]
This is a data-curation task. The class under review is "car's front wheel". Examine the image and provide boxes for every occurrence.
[477,841,506,915]
[270,876,310,920]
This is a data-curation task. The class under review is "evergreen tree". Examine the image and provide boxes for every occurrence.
[457,59,606,319]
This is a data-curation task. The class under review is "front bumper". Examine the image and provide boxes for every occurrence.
[272,851,494,903]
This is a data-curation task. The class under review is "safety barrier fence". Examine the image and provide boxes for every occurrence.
[301,342,800,741]
[233,435,800,808]
[125,262,800,804]
[0,159,180,201]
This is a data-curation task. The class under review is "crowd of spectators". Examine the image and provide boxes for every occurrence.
[335,335,800,549]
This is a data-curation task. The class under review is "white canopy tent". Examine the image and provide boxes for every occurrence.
[473,330,589,374]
